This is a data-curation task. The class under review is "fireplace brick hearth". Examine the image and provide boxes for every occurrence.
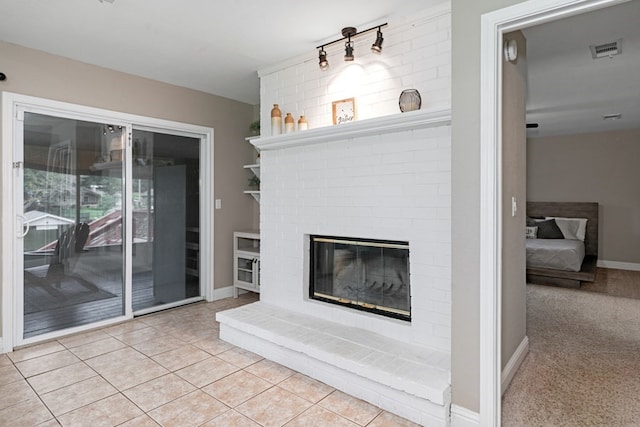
[217,109,452,425]
[217,301,451,425]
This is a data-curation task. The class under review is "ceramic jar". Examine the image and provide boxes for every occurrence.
[284,113,295,133]
[270,104,282,135]
[298,115,308,131]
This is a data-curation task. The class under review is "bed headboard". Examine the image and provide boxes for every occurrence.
[526,201,599,257]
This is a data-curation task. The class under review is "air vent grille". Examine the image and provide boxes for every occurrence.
[590,39,622,59]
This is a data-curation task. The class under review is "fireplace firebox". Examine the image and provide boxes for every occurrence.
[310,235,410,321]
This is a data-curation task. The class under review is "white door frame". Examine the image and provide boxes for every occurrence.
[479,0,629,424]
[2,92,215,352]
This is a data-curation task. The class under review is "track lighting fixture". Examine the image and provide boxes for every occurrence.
[316,23,387,70]
[371,27,384,54]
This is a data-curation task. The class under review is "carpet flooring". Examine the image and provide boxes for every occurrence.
[582,267,640,300]
[502,283,640,426]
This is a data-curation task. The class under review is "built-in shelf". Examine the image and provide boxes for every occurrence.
[233,230,260,297]
[243,190,260,203]
[243,163,261,179]
[251,107,451,151]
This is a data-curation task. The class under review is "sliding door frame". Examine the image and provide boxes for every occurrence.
[1,92,214,352]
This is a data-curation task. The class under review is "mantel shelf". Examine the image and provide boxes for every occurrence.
[251,108,451,151]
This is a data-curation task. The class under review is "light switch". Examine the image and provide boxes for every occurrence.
[511,197,517,217]
[215,199,222,209]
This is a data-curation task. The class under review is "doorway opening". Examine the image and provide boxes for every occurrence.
[479,0,629,424]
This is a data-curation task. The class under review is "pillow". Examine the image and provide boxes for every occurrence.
[525,226,538,239]
[535,219,564,239]
[526,217,538,227]
[545,217,588,241]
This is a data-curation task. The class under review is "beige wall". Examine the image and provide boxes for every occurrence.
[528,128,640,264]
[451,0,527,412]
[0,41,256,337]
[501,31,527,372]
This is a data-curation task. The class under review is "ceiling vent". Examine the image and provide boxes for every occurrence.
[590,39,622,59]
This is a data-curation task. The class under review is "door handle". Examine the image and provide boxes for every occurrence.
[17,214,30,239]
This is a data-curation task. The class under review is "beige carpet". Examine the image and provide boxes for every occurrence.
[502,284,640,426]
[582,267,640,300]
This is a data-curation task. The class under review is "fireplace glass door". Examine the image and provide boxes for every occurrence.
[310,236,411,321]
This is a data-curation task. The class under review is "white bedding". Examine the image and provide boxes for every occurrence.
[526,239,585,272]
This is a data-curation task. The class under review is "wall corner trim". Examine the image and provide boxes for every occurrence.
[451,404,480,427]
[212,285,235,301]
[501,336,529,395]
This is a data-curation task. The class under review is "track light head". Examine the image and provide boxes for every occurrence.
[342,27,357,62]
[344,41,354,61]
[318,48,329,70]
[371,28,384,54]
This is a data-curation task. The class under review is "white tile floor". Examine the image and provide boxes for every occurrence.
[1,294,420,427]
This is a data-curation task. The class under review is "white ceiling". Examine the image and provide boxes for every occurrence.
[1,0,637,137]
[0,0,441,105]
[522,0,640,137]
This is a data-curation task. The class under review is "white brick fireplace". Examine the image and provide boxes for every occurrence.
[217,4,452,425]
[257,112,451,351]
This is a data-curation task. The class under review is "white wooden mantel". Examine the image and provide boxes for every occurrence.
[251,107,451,151]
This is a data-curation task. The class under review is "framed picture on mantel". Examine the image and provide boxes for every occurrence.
[332,97,357,125]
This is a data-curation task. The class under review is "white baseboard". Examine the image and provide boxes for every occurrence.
[501,336,529,395]
[597,260,640,272]
[450,404,480,427]
[212,285,235,301]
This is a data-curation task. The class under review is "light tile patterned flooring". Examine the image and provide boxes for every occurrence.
[1,294,419,427]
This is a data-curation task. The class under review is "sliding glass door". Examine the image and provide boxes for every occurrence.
[20,113,126,339]
[131,129,201,312]
[13,107,204,344]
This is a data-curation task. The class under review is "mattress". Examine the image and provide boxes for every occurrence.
[526,239,585,272]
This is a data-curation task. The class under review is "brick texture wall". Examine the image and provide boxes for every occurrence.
[258,4,451,134]
[256,4,451,352]
[259,124,451,350]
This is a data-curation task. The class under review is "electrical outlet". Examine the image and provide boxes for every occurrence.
[215,199,222,209]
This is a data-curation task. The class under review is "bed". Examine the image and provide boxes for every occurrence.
[526,201,599,288]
